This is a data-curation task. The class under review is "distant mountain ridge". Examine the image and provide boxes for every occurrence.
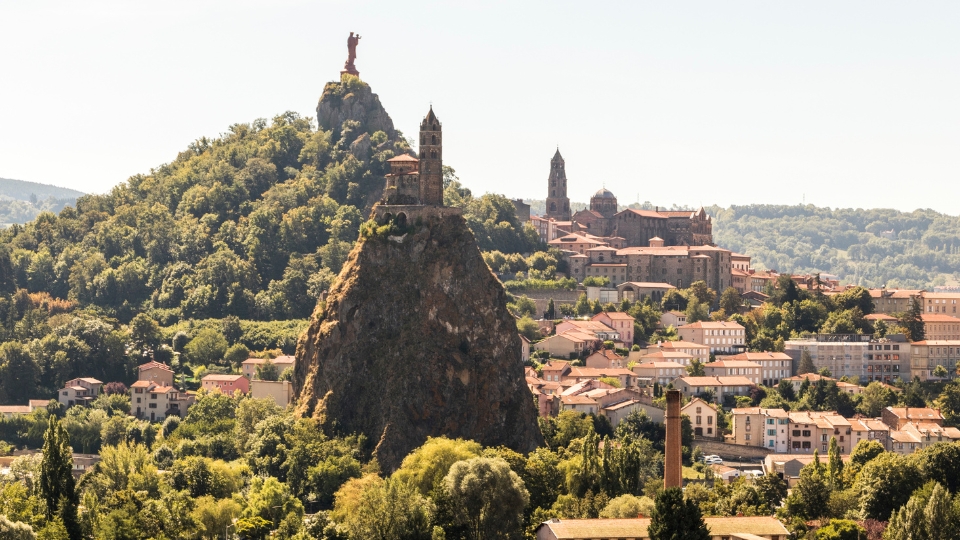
[0,177,84,226]
[0,177,85,201]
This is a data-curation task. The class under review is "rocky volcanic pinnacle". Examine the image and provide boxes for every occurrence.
[293,213,544,471]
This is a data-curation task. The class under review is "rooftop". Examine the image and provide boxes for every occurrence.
[538,516,788,539]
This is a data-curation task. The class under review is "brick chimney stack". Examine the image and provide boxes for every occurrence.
[664,390,682,489]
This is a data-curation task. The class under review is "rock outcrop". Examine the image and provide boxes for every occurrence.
[294,213,544,471]
[316,75,397,140]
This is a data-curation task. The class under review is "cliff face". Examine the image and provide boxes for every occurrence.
[316,75,397,140]
[294,214,544,471]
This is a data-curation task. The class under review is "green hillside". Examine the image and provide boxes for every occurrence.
[708,204,960,289]
[0,177,84,201]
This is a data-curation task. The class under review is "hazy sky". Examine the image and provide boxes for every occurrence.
[2,1,958,214]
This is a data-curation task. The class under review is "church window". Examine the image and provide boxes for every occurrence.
[431,151,437,159]
[432,135,437,144]
[420,135,425,145]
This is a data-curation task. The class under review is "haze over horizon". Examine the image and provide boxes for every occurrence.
[2,1,958,215]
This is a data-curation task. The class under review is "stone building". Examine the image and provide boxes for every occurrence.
[376,106,462,224]
[545,150,571,221]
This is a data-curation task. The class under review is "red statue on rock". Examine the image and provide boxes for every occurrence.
[342,32,361,77]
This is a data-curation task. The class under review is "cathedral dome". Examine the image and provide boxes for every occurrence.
[593,188,616,199]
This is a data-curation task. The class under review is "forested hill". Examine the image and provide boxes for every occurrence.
[0,75,537,327]
[0,178,84,226]
[708,204,960,289]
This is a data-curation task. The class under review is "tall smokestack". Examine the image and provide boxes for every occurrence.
[664,390,682,489]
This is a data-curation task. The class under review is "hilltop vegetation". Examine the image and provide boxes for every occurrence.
[0,77,539,401]
[708,204,960,289]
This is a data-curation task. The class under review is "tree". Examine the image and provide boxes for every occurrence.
[827,437,844,490]
[545,299,556,320]
[223,343,250,367]
[600,494,655,518]
[648,487,710,540]
[777,380,796,401]
[753,472,788,510]
[183,328,229,366]
[255,360,279,381]
[38,416,78,540]
[814,519,865,540]
[686,359,705,377]
[899,296,925,342]
[719,287,743,315]
[392,437,482,497]
[797,350,817,375]
[687,281,717,306]
[0,342,39,405]
[341,477,433,540]
[128,313,162,351]
[855,452,921,521]
[444,457,529,540]
[782,456,830,521]
[847,440,885,476]
[0,515,35,540]
[934,364,948,379]
[857,382,894,417]
[191,496,241,540]
[517,317,540,342]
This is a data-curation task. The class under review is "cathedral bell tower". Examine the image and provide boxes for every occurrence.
[545,149,571,221]
[418,107,443,206]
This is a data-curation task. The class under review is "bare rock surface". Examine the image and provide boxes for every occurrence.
[294,213,544,471]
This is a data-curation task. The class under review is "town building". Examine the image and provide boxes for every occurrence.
[921,314,960,341]
[730,408,790,452]
[703,360,762,385]
[617,281,676,304]
[869,288,924,315]
[909,341,960,381]
[535,516,789,540]
[889,422,960,454]
[584,349,628,369]
[923,291,960,315]
[660,310,687,330]
[130,381,194,421]
[674,376,757,404]
[784,334,872,381]
[241,355,296,380]
[251,380,294,407]
[646,340,710,363]
[881,407,944,429]
[637,350,694,366]
[764,454,850,488]
[678,321,746,355]
[591,312,635,344]
[562,366,637,389]
[555,320,620,342]
[731,408,854,454]
[632,361,687,386]
[57,378,103,409]
[138,361,175,387]
[534,331,602,360]
[682,397,719,439]
[200,374,250,395]
[725,352,793,387]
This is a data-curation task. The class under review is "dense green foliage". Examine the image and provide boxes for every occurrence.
[709,204,960,288]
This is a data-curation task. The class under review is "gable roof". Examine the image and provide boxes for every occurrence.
[138,361,174,373]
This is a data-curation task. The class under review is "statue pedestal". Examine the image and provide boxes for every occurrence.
[341,63,359,78]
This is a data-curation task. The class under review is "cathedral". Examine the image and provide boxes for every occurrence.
[545,151,713,247]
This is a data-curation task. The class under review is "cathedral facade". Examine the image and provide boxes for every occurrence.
[548,153,713,247]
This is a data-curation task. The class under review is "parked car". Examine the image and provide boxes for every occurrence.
[743,469,764,478]
[704,456,723,465]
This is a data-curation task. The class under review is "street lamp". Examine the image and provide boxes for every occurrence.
[225,518,237,540]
